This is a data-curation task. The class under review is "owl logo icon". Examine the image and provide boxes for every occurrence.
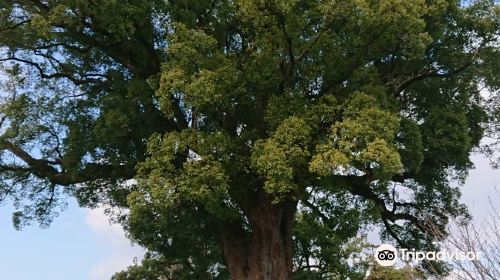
[375,244,398,266]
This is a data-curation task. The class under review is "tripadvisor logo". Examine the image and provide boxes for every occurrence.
[374,244,398,266]
[374,244,482,266]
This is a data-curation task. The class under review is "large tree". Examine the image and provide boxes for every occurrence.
[0,0,498,279]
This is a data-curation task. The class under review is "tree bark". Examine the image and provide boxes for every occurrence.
[219,195,296,280]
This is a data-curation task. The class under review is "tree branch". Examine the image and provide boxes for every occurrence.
[0,55,108,86]
[1,140,134,186]
[393,38,491,94]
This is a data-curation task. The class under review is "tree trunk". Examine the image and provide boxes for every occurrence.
[219,195,296,280]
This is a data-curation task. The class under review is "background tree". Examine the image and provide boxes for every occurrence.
[366,265,425,280]
[438,190,500,280]
[0,0,498,279]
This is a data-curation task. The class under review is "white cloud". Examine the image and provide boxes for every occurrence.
[84,208,145,280]
[460,153,500,219]
[84,208,127,245]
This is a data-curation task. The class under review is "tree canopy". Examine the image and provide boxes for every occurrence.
[0,0,498,279]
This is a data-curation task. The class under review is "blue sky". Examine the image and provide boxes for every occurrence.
[0,199,144,280]
[0,153,499,279]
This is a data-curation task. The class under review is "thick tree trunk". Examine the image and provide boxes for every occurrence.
[219,196,296,280]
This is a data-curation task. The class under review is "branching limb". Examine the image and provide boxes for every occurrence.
[0,140,134,186]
